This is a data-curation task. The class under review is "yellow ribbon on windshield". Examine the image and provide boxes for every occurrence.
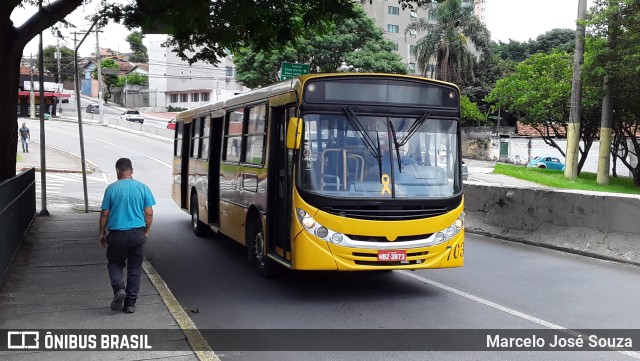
[380,174,391,195]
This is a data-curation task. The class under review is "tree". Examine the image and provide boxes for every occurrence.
[405,0,490,84]
[529,28,576,54]
[115,72,148,87]
[234,4,407,88]
[486,51,599,173]
[460,95,486,127]
[587,0,640,186]
[91,58,119,103]
[41,44,74,82]
[126,31,148,62]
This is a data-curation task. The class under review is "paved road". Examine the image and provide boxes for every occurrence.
[60,94,170,128]
[30,121,640,361]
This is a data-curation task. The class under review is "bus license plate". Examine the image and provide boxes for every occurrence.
[377,250,406,262]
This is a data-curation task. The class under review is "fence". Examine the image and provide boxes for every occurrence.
[0,168,36,283]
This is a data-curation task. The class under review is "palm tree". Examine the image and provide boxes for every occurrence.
[406,0,490,84]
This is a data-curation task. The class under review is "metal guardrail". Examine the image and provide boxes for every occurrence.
[0,168,36,283]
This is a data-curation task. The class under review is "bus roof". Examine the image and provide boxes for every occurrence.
[176,73,459,120]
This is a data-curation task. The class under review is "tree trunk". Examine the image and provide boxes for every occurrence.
[0,46,21,183]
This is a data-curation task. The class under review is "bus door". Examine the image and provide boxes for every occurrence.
[208,116,223,225]
[180,121,191,209]
[267,105,295,261]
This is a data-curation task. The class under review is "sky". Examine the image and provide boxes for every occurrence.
[13,0,593,59]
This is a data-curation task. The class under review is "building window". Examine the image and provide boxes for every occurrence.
[429,11,436,21]
[201,92,210,102]
[192,93,200,102]
[408,63,416,74]
[410,45,416,55]
[409,29,417,38]
[170,94,179,103]
[393,42,399,51]
[387,24,399,33]
[180,94,188,103]
[388,6,399,15]
[410,10,417,19]
[225,66,234,77]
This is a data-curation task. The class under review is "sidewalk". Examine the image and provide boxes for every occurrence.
[0,212,209,360]
[16,141,89,174]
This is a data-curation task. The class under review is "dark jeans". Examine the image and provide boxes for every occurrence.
[106,227,146,307]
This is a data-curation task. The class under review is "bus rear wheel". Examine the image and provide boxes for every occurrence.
[190,194,206,237]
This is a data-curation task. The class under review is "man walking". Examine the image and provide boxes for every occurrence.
[99,158,156,313]
[19,122,30,153]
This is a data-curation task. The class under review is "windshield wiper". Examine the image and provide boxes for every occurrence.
[388,121,402,173]
[398,112,430,148]
[343,108,383,179]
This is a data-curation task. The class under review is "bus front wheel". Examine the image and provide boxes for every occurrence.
[190,194,206,237]
[249,221,277,278]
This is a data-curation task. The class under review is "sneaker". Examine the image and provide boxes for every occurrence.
[110,289,126,311]
[124,306,134,314]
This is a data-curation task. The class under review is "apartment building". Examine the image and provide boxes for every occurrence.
[362,0,486,76]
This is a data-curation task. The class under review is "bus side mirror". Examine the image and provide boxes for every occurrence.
[287,117,302,149]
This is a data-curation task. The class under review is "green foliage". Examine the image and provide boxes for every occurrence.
[41,45,75,82]
[233,4,407,88]
[115,73,148,87]
[167,106,188,112]
[530,28,575,54]
[92,59,119,102]
[494,163,640,195]
[460,95,487,126]
[126,31,148,62]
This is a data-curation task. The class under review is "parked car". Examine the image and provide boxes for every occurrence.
[85,103,100,114]
[121,109,144,124]
[527,156,565,170]
[462,160,468,180]
[167,118,176,130]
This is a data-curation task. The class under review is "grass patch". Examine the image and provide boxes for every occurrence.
[494,163,640,195]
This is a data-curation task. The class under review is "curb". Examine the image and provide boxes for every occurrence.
[465,227,640,268]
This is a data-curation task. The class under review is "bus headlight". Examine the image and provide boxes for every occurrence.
[296,208,345,244]
[431,213,464,245]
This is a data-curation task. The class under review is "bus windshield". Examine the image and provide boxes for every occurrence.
[299,113,461,199]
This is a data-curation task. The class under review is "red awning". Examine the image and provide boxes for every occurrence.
[18,91,71,98]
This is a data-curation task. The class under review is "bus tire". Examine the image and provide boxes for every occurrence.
[190,194,206,237]
[248,220,277,278]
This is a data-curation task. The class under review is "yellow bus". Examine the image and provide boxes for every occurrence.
[172,73,464,277]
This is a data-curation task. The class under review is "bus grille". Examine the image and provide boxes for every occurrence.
[321,205,448,221]
[346,234,432,243]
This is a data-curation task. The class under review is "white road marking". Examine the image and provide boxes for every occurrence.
[145,155,172,169]
[398,271,640,359]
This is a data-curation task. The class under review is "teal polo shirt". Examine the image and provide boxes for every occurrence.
[101,179,156,231]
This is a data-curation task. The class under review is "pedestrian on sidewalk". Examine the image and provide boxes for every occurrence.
[19,122,30,153]
[99,158,156,314]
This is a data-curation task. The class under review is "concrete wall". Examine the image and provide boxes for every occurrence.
[464,183,640,263]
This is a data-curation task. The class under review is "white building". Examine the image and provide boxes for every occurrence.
[147,37,247,111]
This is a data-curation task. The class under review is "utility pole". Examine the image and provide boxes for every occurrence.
[124,75,128,108]
[30,54,35,119]
[38,0,49,216]
[72,23,98,213]
[56,38,62,114]
[95,27,106,125]
[564,0,588,180]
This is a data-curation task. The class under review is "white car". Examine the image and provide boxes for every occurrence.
[121,109,144,124]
